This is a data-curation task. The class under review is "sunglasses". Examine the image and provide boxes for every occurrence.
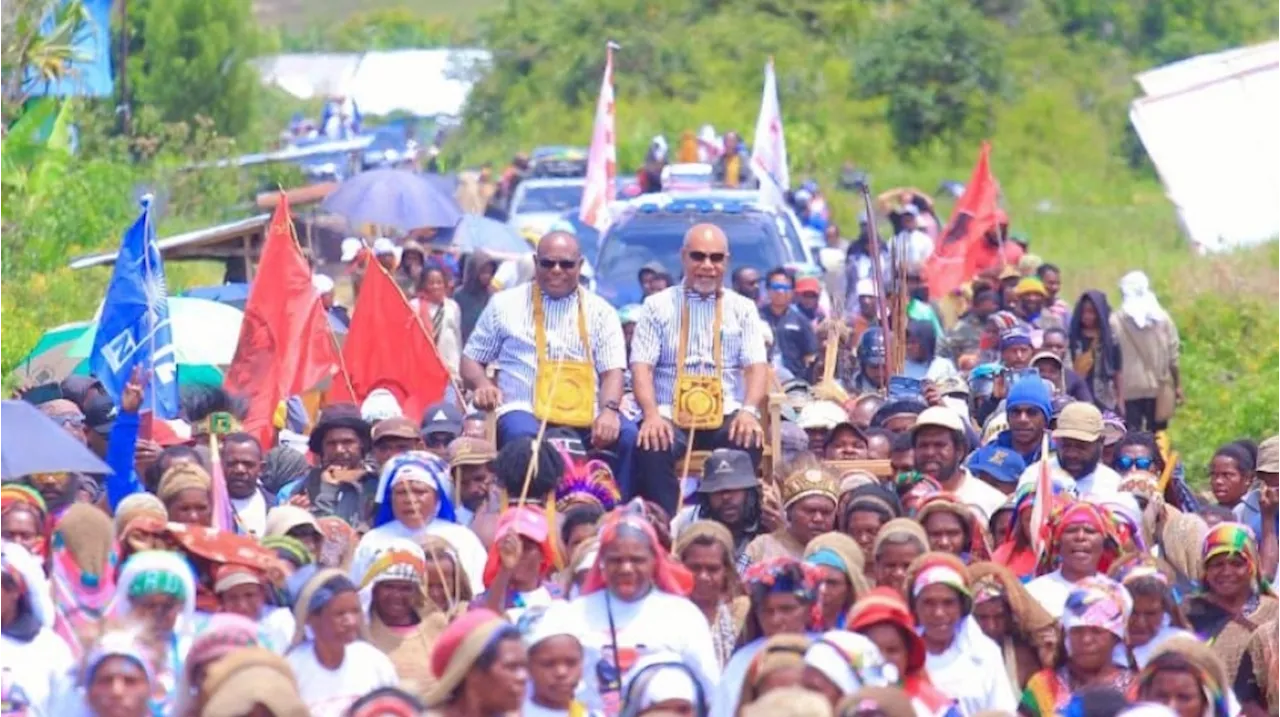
[424,433,454,447]
[537,258,579,271]
[687,251,726,264]
[55,415,85,428]
[767,282,792,292]
[1116,455,1154,471]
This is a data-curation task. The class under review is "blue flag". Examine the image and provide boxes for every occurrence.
[89,197,180,419]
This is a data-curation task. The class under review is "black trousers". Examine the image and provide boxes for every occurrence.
[1125,398,1168,433]
[632,410,763,515]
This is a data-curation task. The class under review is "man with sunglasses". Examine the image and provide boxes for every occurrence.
[461,231,636,493]
[759,268,818,379]
[631,223,770,514]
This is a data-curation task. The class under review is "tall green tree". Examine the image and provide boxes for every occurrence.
[854,0,1006,151]
[127,0,260,138]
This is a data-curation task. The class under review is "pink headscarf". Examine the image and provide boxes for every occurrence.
[579,501,692,597]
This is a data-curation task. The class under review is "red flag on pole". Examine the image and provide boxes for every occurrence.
[925,142,1001,299]
[579,41,619,234]
[224,195,338,446]
[325,261,449,423]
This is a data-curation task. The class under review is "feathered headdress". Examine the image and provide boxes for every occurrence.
[553,443,621,512]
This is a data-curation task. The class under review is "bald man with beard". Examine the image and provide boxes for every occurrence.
[461,231,637,492]
[630,223,770,513]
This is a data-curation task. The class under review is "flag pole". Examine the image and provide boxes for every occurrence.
[280,191,357,402]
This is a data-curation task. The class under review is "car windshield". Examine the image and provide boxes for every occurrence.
[594,212,788,306]
[514,184,584,214]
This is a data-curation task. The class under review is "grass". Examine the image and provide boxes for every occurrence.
[253,0,503,27]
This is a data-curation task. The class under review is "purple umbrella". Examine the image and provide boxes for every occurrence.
[1,400,113,479]
[321,168,462,231]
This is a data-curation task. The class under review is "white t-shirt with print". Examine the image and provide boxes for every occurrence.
[286,640,398,717]
[557,590,720,714]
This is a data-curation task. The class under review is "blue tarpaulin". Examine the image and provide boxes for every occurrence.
[25,0,114,99]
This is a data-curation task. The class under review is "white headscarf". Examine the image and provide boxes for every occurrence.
[113,550,198,627]
[802,631,898,694]
[620,651,700,717]
[1119,271,1168,329]
[1,540,55,630]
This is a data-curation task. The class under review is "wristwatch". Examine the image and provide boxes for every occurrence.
[741,405,762,420]
[603,400,621,413]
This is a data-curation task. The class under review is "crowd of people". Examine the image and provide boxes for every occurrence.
[2,202,1277,717]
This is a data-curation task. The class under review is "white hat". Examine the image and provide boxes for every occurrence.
[311,273,335,295]
[340,237,363,262]
[360,388,403,423]
[372,237,396,256]
[797,400,849,431]
[855,277,876,299]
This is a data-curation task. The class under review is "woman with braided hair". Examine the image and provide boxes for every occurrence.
[966,561,1057,692]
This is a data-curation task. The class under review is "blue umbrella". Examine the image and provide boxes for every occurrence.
[1,400,113,479]
[182,283,250,310]
[321,168,462,231]
[441,214,531,256]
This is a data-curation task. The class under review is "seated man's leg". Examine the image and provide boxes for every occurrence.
[496,410,540,448]
[699,410,764,467]
[631,420,685,515]
[579,418,639,500]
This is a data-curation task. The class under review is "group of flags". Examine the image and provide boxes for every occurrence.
[578,47,794,232]
[90,194,450,531]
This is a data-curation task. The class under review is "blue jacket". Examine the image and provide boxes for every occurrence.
[105,410,143,511]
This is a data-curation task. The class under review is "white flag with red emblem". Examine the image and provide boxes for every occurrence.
[751,57,790,207]
[580,42,619,233]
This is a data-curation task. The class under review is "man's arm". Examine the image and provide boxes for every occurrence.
[459,297,503,390]
[459,356,492,392]
[629,303,663,419]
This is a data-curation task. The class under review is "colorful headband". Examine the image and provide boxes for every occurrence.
[1062,576,1131,641]
[128,568,188,601]
[912,564,970,600]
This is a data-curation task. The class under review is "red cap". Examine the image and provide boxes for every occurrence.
[794,277,822,294]
[430,608,504,679]
[846,587,926,672]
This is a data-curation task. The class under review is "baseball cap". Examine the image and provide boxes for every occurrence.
[966,444,1027,485]
[1030,351,1062,368]
[340,237,362,262]
[311,273,335,295]
[371,416,419,443]
[1052,402,1103,443]
[82,393,118,435]
[1013,277,1048,297]
[797,401,848,431]
[421,402,464,437]
[795,277,822,294]
[448,436,497,469]
[910,406,965,436]
[698,449,757,493]
[855,278,876,299]
[372,238,397,256]
[1257,436,1278,474]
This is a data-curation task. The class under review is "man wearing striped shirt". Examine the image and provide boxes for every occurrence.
[460,232,637,493]
[631,223,770,513]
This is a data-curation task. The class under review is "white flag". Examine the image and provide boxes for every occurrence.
[580,43,619,233]
[750,57,790,200]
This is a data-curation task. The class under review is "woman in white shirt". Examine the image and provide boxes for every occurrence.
[1025,501,1119,620]
[352,451,486,595]
[1,541,73,717]
[412,265,463,377]
[907,552,1017,716]
[561,502,720,714]
[285,567,398,717]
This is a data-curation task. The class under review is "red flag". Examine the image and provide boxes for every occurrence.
[925,142,1001,298]
[327,261,449,422]
[224,196,338,445]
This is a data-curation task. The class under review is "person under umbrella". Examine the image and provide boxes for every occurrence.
[1,484,49,561]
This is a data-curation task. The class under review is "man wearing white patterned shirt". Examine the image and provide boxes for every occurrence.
[631,223,769,513]
[461,232,637,493]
